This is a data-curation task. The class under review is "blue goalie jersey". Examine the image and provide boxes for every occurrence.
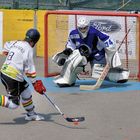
[66,26,114,64]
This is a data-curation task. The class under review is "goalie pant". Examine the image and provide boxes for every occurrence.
[53,49,87,87]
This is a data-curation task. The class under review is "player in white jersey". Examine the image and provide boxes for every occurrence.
[0,28,46,121]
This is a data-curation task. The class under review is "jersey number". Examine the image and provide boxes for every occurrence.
[105,39,113,47]
[7,52,14,60]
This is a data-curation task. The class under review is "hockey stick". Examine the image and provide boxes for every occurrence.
[43,93,85,124]
[80,22,135,90]
[80,63,110,90]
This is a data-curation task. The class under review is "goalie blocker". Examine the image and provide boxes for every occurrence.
[53,45,130,87]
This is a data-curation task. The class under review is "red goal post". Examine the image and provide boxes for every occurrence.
[44,10,140,81]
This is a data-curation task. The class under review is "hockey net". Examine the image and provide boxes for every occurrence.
[44,10,140,81]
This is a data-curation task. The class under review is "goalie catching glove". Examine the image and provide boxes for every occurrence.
[33,80,46,95]
[52,48,73,66]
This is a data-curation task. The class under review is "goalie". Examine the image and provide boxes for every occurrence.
[53,16,130,87]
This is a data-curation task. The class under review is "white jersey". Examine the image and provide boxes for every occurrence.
[1,40,36,82]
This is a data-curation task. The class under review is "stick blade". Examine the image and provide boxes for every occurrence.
[80,84,99,90]
[66,117,85,122]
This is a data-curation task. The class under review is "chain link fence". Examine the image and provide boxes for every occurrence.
[0,0,140,11]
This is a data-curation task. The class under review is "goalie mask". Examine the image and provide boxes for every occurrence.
[77,17,90,38]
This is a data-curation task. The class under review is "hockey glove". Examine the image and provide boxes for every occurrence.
[78,44,91,58]
[33,80,46,95]
[63,48,73,56]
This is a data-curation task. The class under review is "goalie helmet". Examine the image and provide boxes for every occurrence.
[77,16,90,38]
[25,28,40,44]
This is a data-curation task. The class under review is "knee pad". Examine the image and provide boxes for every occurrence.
[91,64,105,79]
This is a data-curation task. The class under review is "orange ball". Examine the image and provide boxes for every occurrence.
[73,121,79,125]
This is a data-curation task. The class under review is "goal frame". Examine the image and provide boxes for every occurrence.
[44,10,140,81]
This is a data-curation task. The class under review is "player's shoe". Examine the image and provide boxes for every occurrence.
[25,112,44,121]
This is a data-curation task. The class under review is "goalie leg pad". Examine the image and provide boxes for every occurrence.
[105,45,121,68]
[91,64,105,79]
[106,67,130,83]
[54,50,87,87]
[111,51,121,68]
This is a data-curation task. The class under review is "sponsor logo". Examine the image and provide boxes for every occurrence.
[90,19,121,33]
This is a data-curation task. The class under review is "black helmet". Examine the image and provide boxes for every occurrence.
[25,28,40,44]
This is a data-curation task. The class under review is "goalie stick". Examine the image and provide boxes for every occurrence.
[43,93,85,124]
[80,63,110,90]
[80,22,135,90]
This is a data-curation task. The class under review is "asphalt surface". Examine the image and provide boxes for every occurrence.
[0,56,140,140]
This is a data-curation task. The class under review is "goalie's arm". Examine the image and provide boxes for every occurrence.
[95,29,121,68]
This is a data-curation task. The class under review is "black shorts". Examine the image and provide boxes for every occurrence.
[0,72,29,97]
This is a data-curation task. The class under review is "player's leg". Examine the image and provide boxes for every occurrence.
[0,72,20,109]
[91,49,129,83]
[106,67,130,83]
[91,63,130,83]
[91,53,107,79]
[54,50,87,87]
[105,51,130,83]
[19,80,44,121]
